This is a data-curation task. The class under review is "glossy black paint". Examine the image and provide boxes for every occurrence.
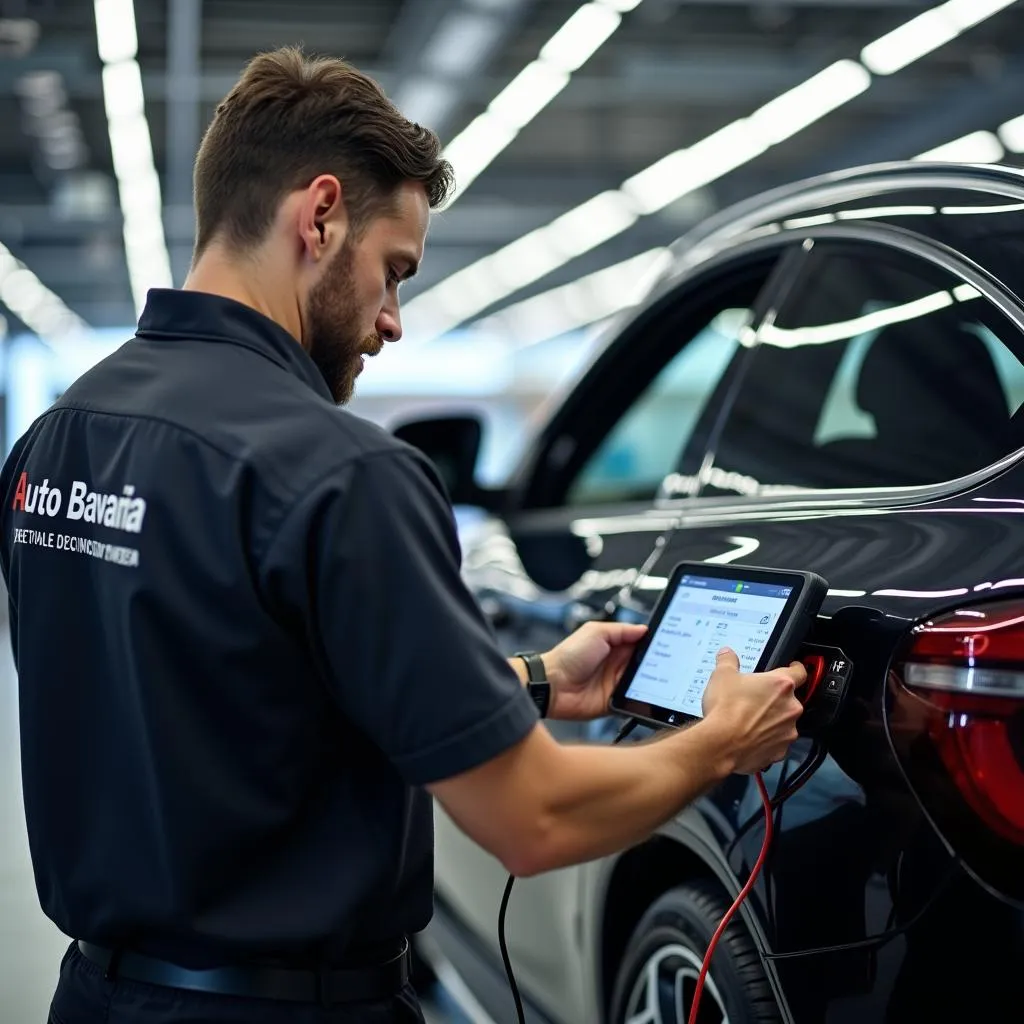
[425,164,1024,1024]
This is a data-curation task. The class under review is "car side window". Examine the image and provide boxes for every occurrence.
[565,308,750,506]
[705,243,1024,494]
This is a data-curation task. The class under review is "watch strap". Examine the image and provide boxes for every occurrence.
[514,652,551,718]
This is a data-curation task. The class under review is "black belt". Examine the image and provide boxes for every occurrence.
[76,938,410,1006]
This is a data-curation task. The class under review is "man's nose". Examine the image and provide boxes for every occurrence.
[376,308,402,343]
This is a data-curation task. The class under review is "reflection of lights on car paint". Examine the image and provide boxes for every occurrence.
[990,578,1024,590]
[874,588,970,598]
[941,202,1024,216]
[635,575,669,590]
[760,291,954,348]
[781,213,836,229]
[704,536,761,564]
[569,514,681,537]
[755,281,983,349]
[836,205,937,220]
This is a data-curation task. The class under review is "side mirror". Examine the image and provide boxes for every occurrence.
[392,414,496,508]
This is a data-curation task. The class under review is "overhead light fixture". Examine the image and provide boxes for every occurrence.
[409,0,1018,341]
[860,0,1018,75]
[101,60,145,118]
[915,130,1005,163]
[998,112,1024,152]
[540,3,621,73]
[441,0,645,208]
[477,247,670,347]
[0,242,86,340]
[441,114,520,197]
[622,120,768,216]
[747,60,871,145]
[546,190,639,259]
[94,0,173,316]
[488,61,571,130]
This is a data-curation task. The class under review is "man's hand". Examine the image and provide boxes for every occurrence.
[701,647,806,774]
[540,621,648,721]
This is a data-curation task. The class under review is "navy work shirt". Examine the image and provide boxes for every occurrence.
[0,289,538,967]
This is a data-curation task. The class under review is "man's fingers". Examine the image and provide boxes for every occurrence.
[785,661,808,686]
[715,647,740,671]
[591,621,648,646]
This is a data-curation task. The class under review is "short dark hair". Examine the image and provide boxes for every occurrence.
[192,46,455,257]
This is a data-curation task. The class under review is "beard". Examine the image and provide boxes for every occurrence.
[305,241,383,405]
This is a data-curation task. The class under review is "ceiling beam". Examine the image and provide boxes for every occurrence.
[166,0,203,284]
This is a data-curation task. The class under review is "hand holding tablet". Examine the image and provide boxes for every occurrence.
[611,561,826,733]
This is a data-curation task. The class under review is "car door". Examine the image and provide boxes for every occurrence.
[432,244,804,1023]
[595,234,1024,1024]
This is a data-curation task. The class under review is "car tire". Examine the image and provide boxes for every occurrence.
[609,880,781,1024]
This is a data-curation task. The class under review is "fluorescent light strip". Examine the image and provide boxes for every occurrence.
[998,112,1024,152]
[459,111,1023,351]
[915,129,1006,163]
[441,0,643,205]
[475,247,671,347]
[406,0,1019,343]
[94,0,172,317]
[860,0,1018,76]
[0,242,87,339]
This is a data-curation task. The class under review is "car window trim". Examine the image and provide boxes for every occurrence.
[653,221,1024,514]
[513,243,797,510]
[669,165,1024,274]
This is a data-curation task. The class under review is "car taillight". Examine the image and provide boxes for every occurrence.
[890,599,1024,900]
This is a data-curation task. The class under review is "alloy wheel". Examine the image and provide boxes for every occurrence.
[622,942,730,1024]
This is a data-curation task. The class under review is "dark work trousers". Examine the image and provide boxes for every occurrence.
[47,943,427,1024]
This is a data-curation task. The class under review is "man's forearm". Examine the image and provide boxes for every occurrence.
[432,720,737,878]
[524,722,736,874]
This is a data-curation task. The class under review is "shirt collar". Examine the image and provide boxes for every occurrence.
[136,288,335,402]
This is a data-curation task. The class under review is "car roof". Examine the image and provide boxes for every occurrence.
[669,161,1024,266]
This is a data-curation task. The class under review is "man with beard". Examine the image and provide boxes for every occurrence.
[0,47,804,1024]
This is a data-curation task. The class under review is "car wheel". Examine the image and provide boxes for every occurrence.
[609,881,781,1024]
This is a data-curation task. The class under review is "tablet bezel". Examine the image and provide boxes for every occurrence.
[609,561,812,729]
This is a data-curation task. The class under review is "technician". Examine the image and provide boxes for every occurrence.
[1,48,805,1024]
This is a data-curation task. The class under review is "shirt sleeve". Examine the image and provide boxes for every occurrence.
[259,447,539,785]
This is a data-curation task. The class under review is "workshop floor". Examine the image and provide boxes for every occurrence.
[0,625,469,1023]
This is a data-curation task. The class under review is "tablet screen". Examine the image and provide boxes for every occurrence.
[624,572,794,719]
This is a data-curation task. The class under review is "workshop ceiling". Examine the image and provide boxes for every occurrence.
[2,0,1024,334]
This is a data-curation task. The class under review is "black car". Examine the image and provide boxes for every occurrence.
[397,161,1024,1024]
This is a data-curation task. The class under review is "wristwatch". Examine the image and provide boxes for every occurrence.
[514,651,551,719]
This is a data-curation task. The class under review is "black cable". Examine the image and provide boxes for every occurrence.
[498,873,525,1024]
[725,742,825,861]
[762,859,961,960]
[498,717,640,1024]
[613,717,639,744]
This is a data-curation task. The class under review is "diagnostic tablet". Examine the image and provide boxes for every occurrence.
[610,561,828,729]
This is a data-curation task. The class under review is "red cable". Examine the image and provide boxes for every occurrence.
[687,772,774,1024]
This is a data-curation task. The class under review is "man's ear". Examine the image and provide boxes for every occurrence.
[298,174,348,261]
